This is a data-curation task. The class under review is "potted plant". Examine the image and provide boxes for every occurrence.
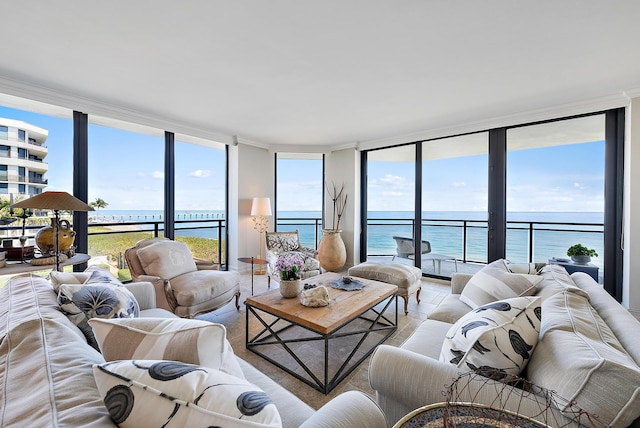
[567,244,598,265]
[275,253,304,297]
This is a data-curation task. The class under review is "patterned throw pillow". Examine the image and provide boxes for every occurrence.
[266,231,300,253]
[93,360,281,428]
[58,281,139,350]
[440,296,542,380]
[460,259,543,309]
[88,317,244,379]
[50,265,123,292]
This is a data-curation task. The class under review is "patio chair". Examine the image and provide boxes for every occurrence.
[392,235,458,275]
[265,230,321,287]
[125,237,240,318]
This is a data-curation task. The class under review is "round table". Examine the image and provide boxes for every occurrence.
[393,402,549,428]
[237,257,267,295]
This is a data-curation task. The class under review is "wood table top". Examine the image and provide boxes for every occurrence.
[245,272,398,334]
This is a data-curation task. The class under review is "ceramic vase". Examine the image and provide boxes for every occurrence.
[571,255,591,265]
[279,279,302,298]
[35,218,76,255]
[317,229,346,272]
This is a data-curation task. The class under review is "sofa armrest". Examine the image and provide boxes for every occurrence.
[136,275,175,311]
[369,345,575,427]
[451,273,473,294]
[300,391,387,428]
[123,281,157,310]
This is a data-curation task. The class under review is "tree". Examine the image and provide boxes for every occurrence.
[89,198,109,218]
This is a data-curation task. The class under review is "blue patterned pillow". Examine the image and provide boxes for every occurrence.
[93,360,281,427]
[58,282,139,349]
[440,296,542,380]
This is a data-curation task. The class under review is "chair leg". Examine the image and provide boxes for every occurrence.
[415,286,421,304]
[234,291,240,311]
[267,275,271,288]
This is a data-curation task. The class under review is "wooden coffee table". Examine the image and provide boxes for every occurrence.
[245,272,398,394]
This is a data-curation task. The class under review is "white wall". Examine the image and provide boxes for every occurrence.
[231,144,274,273]
[324,148,360,268]
[624,96,640,319]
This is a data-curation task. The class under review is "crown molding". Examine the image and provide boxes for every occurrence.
[357,92,631,151]
[623,87,640,100]
[0,74,236,146]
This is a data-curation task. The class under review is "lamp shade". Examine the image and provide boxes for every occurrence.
[250,197,272,216]
[11,191,94,212]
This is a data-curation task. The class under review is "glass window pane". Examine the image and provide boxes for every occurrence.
[422,132,488,277]
[506,115,605,278]
[275,153,323,249]
[175,139,226,265]
[366,145,416,260]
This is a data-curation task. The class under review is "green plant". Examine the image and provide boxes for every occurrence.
[567,244,598,258]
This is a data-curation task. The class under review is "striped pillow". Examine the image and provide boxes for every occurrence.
[88,317,243,379]
[460,260,543,309]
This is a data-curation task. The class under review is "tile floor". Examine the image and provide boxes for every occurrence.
[198,267,450,410]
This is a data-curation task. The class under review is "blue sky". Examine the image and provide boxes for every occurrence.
[1,105,605,214]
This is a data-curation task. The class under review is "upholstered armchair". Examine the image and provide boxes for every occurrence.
[125,237,240,318]
[265,230,321,287]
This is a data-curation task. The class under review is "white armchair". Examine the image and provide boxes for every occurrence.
[265,230,321,287]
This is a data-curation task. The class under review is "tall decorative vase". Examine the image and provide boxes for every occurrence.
[317,229,346,272]
[279,279,302,298]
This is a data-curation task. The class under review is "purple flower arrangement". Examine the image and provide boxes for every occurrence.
[275,253,304,281]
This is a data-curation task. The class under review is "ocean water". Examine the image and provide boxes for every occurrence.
[95,210,605,269]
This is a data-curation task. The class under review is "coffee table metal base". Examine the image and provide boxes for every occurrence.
[246,293,397,394]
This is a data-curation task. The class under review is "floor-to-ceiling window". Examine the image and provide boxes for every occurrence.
[366,145,416,260]
[275,153,323,248]
[506,115,605,276]
[175,138,227,264]
[421,132,488,277]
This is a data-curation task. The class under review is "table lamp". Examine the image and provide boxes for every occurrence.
[251,197,271,274]
[11,191,94,271]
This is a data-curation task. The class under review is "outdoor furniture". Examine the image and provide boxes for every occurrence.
[392,235,458,275]
[125,237,240,318]
[265,230,321,287]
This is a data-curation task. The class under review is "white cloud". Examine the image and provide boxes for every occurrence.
[451,181,466,188]
[188,169,211,178]
[151,171,164,179]
[574,182,586,190]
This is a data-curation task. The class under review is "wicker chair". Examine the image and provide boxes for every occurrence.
[125,237,240,318]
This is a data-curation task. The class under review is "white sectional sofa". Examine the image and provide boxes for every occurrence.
[0,273,387,428]
[369,263,640,428]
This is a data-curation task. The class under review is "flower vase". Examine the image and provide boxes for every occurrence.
[317,229,346,272]
[279,279,302,298]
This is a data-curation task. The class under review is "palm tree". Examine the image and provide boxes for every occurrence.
[89,198,109,219]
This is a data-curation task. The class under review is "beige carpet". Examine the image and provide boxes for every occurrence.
[197,269,450,410]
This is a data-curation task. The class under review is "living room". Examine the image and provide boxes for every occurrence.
[1,2,640,427]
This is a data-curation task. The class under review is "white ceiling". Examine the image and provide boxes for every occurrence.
[1,1,639,151]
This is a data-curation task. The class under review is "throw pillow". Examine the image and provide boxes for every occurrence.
[58,282,139,350]
[136,240,197,279]
[460,259,543,309]
[440,296,542,380]
[527,290,640,428]
[88,317,244,379]
[50,265,122,292]
[266,231,300,253]
[504,261,546,275]
[93,360,281,428]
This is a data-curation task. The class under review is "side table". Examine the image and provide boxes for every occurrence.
[237,257,268,295]
[548,258,599,282]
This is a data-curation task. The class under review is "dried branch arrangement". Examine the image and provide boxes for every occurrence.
[326,181,348,230]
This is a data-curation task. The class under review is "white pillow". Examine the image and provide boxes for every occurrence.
[440,296,542,380]
[460,259,543,309]
[504,261,545,274]
[136,240,197,279]
[89,317,243,379]
[93,360,281,428]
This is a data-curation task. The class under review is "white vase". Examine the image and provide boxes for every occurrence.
[279,279,302,298]
[317,229,347,272]
[571,255,591,265]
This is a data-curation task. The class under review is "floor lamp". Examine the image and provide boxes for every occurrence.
[11,191,94,271]
[251,197,271,275]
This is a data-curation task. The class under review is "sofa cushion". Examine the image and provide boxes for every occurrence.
[535,264,589,301]
[460,259,542,309]
[58,282,140,349]
[89,317,243,379]
[93,360,281,427]
[427,294,473,324]
[527,290,640,428]
[440,296,542,380]
[137,240,197,279]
